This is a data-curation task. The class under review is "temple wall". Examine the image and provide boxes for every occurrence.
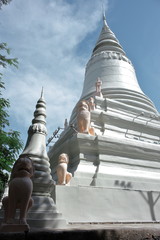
[53,185,160,223]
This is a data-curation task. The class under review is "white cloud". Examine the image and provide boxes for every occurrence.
[0,0,108,143]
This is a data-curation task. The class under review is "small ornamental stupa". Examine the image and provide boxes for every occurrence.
[48,13,160,223]
[20,89,66,228]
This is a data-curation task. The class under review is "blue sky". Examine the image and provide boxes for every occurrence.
[0,0,160,147]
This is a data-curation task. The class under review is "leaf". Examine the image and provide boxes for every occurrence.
[0,42,23,174]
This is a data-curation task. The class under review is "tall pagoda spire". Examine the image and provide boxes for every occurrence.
[79,13,158,114]
[92,11,126,56]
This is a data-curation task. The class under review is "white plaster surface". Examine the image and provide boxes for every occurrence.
[48,17,160,224]
[55,185,160,223]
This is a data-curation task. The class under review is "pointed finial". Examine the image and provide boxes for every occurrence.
[101,1,108,27]
[103,12,106,22]
[41,87,44,98]
[102,0,105,20]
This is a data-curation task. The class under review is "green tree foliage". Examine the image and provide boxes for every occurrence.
[0,0,11,9]
[0,43,23,194]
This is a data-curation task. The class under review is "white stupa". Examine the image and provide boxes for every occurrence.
[48,14,160,223]
[20,90,66,228]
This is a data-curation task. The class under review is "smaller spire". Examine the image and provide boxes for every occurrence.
[21,90,47,157]
[32,90,46,125]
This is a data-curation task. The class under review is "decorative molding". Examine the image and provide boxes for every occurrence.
[29,123,47,135]
[86,51,132,69]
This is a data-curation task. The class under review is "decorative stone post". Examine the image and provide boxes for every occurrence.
[20,89,66,229]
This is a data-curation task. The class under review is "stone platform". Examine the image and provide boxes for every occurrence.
[52,185,160,223]
[0,223,160,240]
[0,223,29,232]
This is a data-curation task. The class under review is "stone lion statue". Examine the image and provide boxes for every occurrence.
[2,156,34,225]
[77,100,95,135]
[56,153,72,185]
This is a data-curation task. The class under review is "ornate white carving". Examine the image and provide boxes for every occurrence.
[86,51,132,69]
[29,123,47,135]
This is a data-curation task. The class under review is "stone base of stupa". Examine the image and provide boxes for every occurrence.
[49,130,160,223]
[49,127,160,223]
[0,195,67,230]
[26,195,67,228]
[53,184,160,223]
